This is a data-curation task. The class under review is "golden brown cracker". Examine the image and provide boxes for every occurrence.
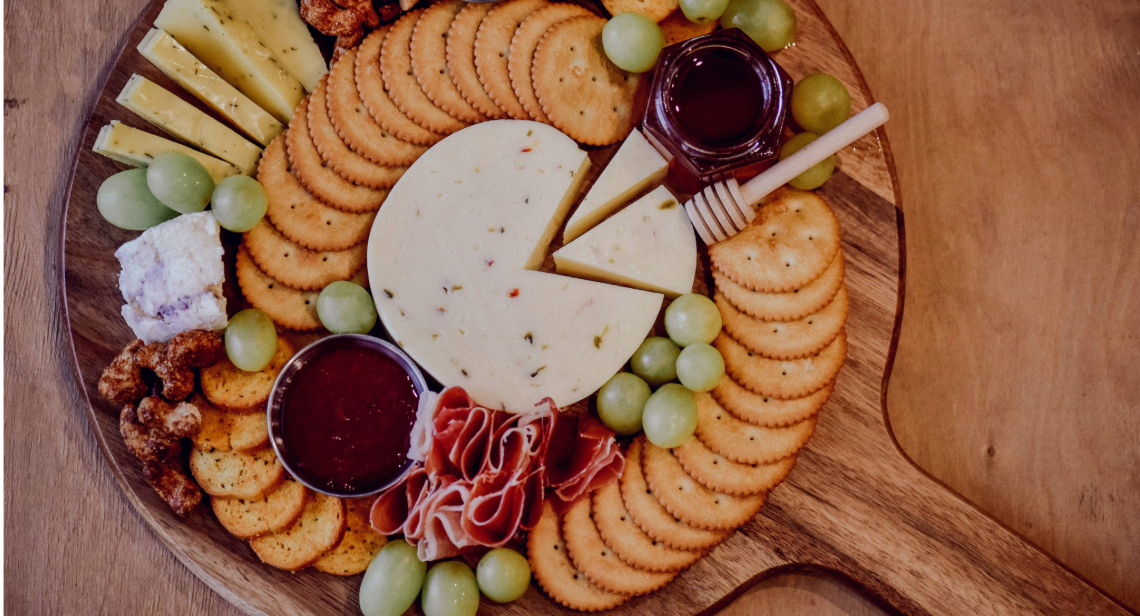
[695,391,817,465]
[313,497,388,576]
[212,478,309,540]
[709,188,842,292]
[673,436,797,496]
[411,0,487,124]
[592,482,702,573]
[533,16,650,146]
[243,218,366,291]
[642,440,765,530]
[200,336,294,413]
[658,9,717,44]
[715,329,846,399]
[259,135,376,252]
[712,376,832,428]
[235,246,322,331]
[190,446,285,500]
[562,497,675,596]
[509,3,593,123]
[619,437,729,550]
[309,76,408,190]
[602,0,678,22]
[446,3,508,120]
[713,252,845,322]
[382,10,469,135]
[529,501,628,611]
[354,31,445,147]
[249,493,347,571]
[287,100,390,212]
[475,0,549,120]
[191,394,269,452]
[717,285,848,360]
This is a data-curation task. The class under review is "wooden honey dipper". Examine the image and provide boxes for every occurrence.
[684,102,890,244]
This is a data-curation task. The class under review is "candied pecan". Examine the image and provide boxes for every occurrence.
[119,404,181,463]
[300,0,378,37]
[99,340,147,405]
[134,342,195,401]
[137,396,202,438]
[143,460,203,517]
[164,330,224,368]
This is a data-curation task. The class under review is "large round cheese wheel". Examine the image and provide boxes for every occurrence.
[368,120,663,411]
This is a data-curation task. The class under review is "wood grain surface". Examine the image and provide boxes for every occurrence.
[4,1,1138,616]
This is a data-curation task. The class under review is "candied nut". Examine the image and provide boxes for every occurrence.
[164,330,225,368]
[300,0,378,37]
[120,404,181,463]
[137,396,202,438]
[134,343,195,401]
[143,460,203,517]
[98,340,147,405]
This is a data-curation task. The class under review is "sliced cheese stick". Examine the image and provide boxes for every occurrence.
[93,121,240,184]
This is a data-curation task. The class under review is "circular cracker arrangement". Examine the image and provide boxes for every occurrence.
[528,187,849,610]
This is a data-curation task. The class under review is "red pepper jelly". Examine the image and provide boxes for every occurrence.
[642,29,793,192]
[269,336,423,496]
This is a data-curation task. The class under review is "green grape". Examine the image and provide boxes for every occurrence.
[675,343,725,392]
[317,281,377,334]
[602,13,666,73]
[146,152,214,214]
[779,132,836,190]
[664,294,722,346]
[421,561,480,616]
[211,175,267,232]
[680,0,731,23]
[359,540,427,616]
[476,548,531,603]
[641,383,698,448]
[720,0,797,52]
[596,372,651,435]
[97,169,180,230]
[790,73,851,134]
[224,309,278,372]
[630,337,680,388]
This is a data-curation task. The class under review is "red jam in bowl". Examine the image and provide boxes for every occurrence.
[269,336,422,496]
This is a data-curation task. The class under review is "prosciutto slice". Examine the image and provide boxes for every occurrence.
[543,413,625,512]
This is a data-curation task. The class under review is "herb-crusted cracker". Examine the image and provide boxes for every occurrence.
[200,335,294,412]
[191,394,269,452]
[601,0,678,22]
[658,9,717,44]
[248,492,347,571]
[212,478,309,539]
[313,497,387,576]
[190,446,285,500]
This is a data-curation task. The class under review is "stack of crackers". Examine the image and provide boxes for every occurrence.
[528,188,848,610]
[188,338,387,574]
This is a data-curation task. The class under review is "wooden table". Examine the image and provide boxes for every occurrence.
[5,0,1137,614]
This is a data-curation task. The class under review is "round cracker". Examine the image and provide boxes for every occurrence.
[212,478,310,540]
[709,188,842,293]
[235,247,323,331]
[717,285,848,360]
[446,3,508,120]
[286,100,389,213]
[382,10,469,135]
[715,328,846,399]
[712,376,833,428]
[259,135,375,252]
[533,16,650,146]
[562,497,675,596]
[658,9,717,45]
[474,0,549,120]
[529,501,628,612]
[313,497,388,576]
[249,493,347,571]
[695,391,817,465]
[190,446,285,500]
[243,218,366,291]
[509,3,593,123]
[308,76,408,190]
[713,252,845,322]
[673,436,797,496]
[200,335,294,413]
[601,0,677,22]
[411,0,487,124]
[619,437,729,550]
[191,393,267,452]
[641,440,765,531]
[353,30,444,148]
[592,481,702,573]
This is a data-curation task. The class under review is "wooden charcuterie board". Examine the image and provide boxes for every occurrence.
[59,0,1130,614]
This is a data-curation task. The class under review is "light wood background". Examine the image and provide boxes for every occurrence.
[4,1,1137,615]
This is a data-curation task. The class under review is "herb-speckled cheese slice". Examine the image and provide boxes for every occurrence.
[553,185,696,298]
[368,120,663,412]
[562,128,668,243]
[116,74,263,174]
[155,0,304,123]
[93,121,240,184]
[229,0,327,92]
[138,28,284,146]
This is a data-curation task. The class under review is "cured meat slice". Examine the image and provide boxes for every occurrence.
[544,414,625,511]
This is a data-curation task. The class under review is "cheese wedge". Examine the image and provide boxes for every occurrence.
[155,0,303,122]
[93,121,240,184]
[228,0,327,92]
[369,120,663,411]
[563,128,668,243]
[138,28,284,146]
[554,185,696,298]
[116,74,262,174]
